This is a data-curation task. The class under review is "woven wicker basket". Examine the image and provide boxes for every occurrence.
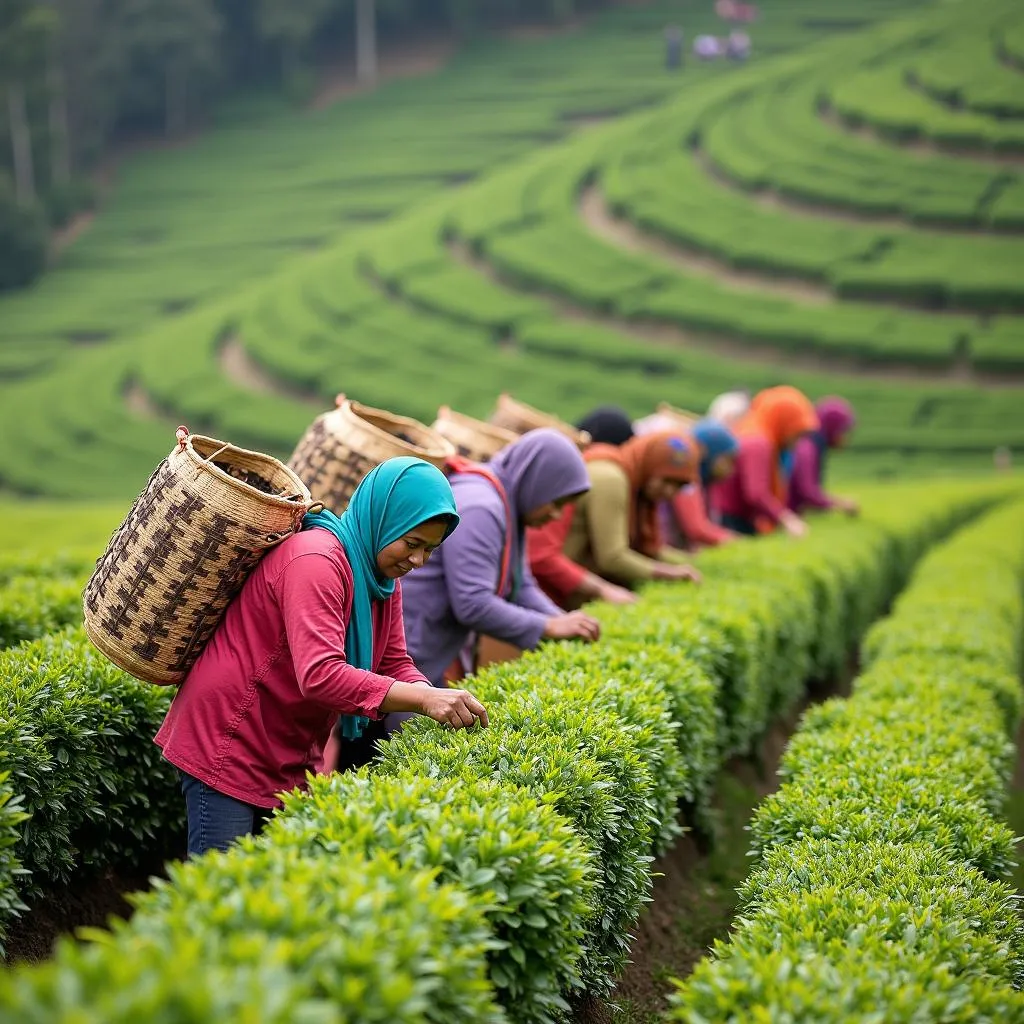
[289,396,456,512]
[656,401,701,430]
[432,406,517,463]
[488,393,591,449]
[83,427,316,685]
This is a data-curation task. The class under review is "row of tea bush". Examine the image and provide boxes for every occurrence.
[0,480,1013,1019]
[670,497,1024,1021]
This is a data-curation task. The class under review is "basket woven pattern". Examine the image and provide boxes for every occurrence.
[488,393,591,449]
[289,400,455,511]
[433,407,516,463]
[83,432,313,685]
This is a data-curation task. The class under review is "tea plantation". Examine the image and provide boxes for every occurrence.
[0,0,1023,1019]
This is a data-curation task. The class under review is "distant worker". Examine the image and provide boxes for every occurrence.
[788,397,859,517]
[528,431,705,609]
[711,385,819,537]
[716,0,759,23]
[694,34,723,60]
[707,389,751,426]
[664,418,741,550]
[665,24,684,70]
[726,31,751,61]
[576,405,635,446]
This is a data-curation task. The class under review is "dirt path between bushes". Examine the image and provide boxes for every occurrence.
[217,333,323,409]
[819,104,1024,172]
[446,239,1024,388]
[571,670,853,1023]
[579,186,833,307]
[694,144,1019,236]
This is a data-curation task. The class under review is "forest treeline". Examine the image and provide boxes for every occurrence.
[0,0,614,291]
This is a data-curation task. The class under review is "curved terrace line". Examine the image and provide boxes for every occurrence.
[445,239,1024,390]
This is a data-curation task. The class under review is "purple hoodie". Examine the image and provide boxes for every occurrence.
[402,429,591,686]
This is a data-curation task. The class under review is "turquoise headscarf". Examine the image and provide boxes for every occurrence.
[301,457,459,739]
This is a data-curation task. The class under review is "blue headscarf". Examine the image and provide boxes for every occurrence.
[691,418,739,487]
[302,457,459,738]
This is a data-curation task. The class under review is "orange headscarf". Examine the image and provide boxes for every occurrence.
[585,431,699,557]
[735,386,819,503]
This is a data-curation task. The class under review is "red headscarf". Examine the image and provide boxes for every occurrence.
[586,431,699,557]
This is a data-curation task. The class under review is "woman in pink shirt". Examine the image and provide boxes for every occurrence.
[788,396,859,516]
[155,457,487,856]
[712,386,819,537]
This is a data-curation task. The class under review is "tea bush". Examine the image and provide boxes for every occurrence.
[669,498,1024,1021]
[3,847,502,1024]
[0,576,84,649]
[0,628,181,944]
[264,773,594,1023]
[377,693,656,993]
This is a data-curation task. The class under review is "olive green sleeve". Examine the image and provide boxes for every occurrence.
[659,547,692,565]
[585,461,658,583]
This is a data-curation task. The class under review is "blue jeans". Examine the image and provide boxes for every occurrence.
[180,772,269,857]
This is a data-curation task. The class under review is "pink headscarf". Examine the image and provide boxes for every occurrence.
[816,397,856,448]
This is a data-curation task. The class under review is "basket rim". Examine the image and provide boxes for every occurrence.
[336,399,456,459]
[435,406,519,443]
[495,393,591,447]
[656,401,701,423]
[184,434,314,508]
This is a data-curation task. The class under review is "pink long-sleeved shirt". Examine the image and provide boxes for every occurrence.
[155,529,427,808]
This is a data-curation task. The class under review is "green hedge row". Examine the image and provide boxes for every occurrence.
[0,628,182,950]
[669,497,1024,1021]
[0,577,83,650]
[0,481,1010,1019]
[604,104,1024,316]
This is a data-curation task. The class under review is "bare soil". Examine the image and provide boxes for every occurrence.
[1004,718,1024,896]
[217,333,322,408]
[819,104,1024,172]
[4,846,179,964]
[122,377,165,420]
[579,186,832,306]
[694,144,1016,236]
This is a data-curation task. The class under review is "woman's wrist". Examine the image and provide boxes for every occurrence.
[380,680,432,714]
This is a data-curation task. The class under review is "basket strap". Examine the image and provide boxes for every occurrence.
[446,456,513,597]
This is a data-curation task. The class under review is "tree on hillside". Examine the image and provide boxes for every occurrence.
[257,0,335,87]
[117,0,223,138]
[0,171,47,289]
[356,0,377,84]
[0,0,57,205]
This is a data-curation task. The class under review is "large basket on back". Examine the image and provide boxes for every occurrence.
[433,406,517,463]
[656,402,700,430]
[488,393,591,449]
[289,396,455,512]
[634,402,701,437]
[83,427,316,686]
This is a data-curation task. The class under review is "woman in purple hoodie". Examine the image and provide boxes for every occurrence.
[401,429,602,689]
[788,396,859,516]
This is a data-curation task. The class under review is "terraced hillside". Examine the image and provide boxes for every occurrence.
[1,0,1021,498]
